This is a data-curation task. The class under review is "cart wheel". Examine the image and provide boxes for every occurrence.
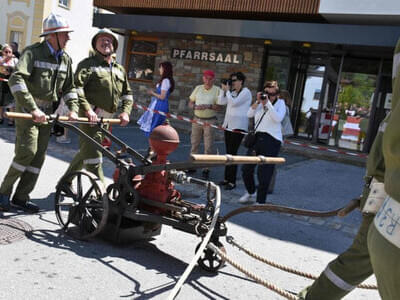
[55,170,108,240]
[195,241,226,272]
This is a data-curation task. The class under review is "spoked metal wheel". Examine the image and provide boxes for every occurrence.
[55,170,109,240]
[196,241,226,272]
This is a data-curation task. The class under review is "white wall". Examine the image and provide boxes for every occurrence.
[319,0,400,15]
[50,0,125,70]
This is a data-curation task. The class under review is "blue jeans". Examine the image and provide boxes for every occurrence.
[241,132,281,203]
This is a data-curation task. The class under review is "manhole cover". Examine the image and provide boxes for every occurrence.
[0,218,33,245]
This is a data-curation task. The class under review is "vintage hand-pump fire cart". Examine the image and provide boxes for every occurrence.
[7,112,285,273]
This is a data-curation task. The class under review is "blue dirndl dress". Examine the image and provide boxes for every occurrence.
[137,83,170,137]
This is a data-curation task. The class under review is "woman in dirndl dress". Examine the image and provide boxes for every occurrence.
[138,61,175,137]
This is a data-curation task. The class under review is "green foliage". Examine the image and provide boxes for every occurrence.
[338,73,375,108]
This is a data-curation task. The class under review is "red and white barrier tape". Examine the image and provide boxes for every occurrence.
[0,78,8,82]
[133,103,367,158]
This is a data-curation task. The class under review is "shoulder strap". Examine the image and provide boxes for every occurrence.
[254,110,266,130]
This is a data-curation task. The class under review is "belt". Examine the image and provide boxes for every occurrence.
[35,98,53,110]
[374,196,400,248]
[91,105,114,118]
[194,115,217,120]
[362,178,387,214]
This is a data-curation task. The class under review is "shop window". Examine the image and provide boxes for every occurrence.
[264,55,289,89]
[126,37,158,82]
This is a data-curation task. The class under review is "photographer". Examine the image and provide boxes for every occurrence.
[239,80,286,204]
[0,44,18,125]
[217,72,251,190]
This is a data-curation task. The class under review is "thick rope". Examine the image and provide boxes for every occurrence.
[167,181,221,300]
[207,243,298,300]
[227,236,378,290]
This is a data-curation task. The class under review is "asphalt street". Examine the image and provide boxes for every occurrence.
[0,122,379,300]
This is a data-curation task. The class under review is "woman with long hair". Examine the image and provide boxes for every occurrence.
[0,44,18,125]
[138,61,175,137]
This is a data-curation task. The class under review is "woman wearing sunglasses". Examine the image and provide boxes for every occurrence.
[218,72,252,190]
[239,80,286,204]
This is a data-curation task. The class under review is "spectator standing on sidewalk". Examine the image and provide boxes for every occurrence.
[0,44,18,126]
[239,80,285,204]
[188,69,221,178]
[218,72,251,190]
[138,61,174,158]
[0,13,78,213]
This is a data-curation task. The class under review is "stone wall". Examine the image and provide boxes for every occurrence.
[129,36,265,134]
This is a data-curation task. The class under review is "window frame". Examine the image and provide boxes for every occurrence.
[125,35,159,83]
[58,0,70,9]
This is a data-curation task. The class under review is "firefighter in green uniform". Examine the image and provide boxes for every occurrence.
[298,112,388,299]
[367,37,400,300]
[0,13,78,213]
[61,29,133,184]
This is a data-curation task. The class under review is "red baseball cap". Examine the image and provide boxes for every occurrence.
[203,70,215,78]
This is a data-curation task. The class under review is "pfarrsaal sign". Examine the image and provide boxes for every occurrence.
[171,48,242,64]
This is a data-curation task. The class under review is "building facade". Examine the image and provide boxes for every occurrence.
[94,0,400,153]
[0,0,124,69]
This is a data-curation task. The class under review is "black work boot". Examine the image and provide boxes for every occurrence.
[0,194,11,212]
[12,197,39,213]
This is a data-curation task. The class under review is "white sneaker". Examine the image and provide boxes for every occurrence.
[238,192,256,204]
[56,136,71,144]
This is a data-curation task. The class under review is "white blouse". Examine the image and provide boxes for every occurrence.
[247,98,286,142]
[217,87,252,131]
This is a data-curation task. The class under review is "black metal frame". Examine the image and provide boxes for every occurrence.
[52,118,226,244]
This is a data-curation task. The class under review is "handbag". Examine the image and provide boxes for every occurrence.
[282,106,294,138]
[243,110,266,148]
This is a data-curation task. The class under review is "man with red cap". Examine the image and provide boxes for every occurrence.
[188,69,221,178]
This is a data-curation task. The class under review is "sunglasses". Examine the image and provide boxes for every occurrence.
[231,79,238,82]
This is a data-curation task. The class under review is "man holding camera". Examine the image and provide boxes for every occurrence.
[188,69,221,178]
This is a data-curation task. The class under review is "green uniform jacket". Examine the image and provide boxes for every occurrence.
[75,53,133,116]
[8,41,78,113]
[383,38,400,201]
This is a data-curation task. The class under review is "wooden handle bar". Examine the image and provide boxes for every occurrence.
[5,112,122,124]
[190,154,286,164]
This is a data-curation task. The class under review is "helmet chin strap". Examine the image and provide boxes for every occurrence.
[55,32,62,52]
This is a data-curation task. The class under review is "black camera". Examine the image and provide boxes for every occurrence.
[221,78,232,86]
[260,93,268,100]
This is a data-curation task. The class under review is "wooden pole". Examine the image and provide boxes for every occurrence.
[5,112,122,124]
[190,154,285,164]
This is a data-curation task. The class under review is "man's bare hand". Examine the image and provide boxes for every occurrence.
[67,111,78,121]
[188,101,194,109]
[118,112,130,126]
[31,109,46,123]
[85,109,98,123]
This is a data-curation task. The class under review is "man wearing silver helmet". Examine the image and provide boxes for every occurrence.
[60,28,133,185]
[0,13,78,213]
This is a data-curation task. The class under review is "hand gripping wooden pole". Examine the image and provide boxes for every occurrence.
[5,112,122,124]
[190,154,286,165]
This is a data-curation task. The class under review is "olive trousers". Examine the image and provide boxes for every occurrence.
[299,214,374,300]
[0,118,52,201]
[62,124,106,183]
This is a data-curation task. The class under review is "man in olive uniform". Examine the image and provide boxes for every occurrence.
[298,113,388,299]
[0,13,78,213]
[61,29,133,184]
[367,37,400,300]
